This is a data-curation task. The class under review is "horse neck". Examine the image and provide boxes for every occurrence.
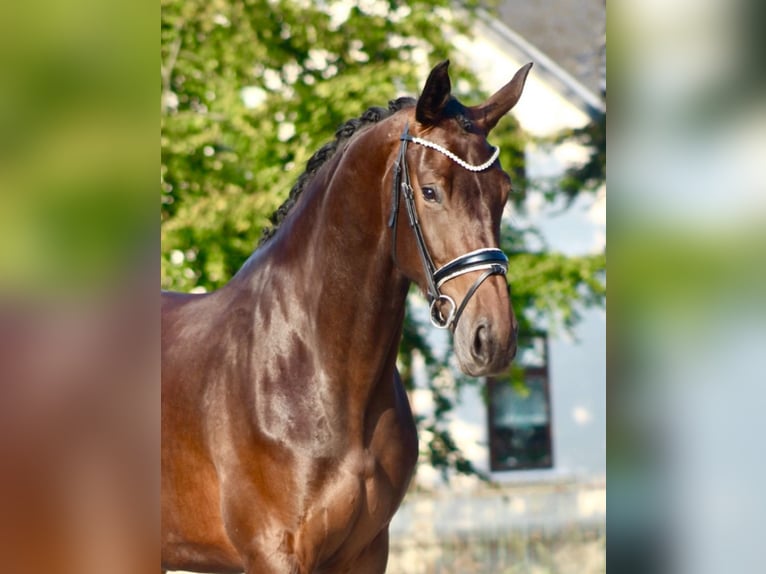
[231,116,410,385]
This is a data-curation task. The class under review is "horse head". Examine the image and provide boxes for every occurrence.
[390,60,532,376]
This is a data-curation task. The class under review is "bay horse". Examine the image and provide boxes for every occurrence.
[162,60,532,573]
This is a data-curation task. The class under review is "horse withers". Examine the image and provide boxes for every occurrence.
[161,60,532,573]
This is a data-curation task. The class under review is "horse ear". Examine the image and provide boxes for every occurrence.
[473,62,533,133]
[416,60,452,126]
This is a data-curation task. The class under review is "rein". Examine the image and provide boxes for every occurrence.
[388,123,509,330]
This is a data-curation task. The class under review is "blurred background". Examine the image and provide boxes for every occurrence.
[609,1,766,573]
[1,0,157,572]
[2,0,765,572]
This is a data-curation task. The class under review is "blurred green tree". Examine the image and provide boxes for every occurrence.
[161,0,605,480]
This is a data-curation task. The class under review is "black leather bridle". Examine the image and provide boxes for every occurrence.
[388,123,509,330]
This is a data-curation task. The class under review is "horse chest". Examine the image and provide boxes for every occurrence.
[294,444,411,566]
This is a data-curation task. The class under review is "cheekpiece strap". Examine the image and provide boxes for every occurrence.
[389,123,509,331]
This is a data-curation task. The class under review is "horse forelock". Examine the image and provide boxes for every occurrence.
[257,97,417,246]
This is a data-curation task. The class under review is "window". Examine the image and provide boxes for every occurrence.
[487,336,553,471]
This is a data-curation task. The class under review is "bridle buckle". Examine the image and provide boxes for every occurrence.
[429,294,457,329]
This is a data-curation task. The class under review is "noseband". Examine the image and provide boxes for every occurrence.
[388,124,509,330]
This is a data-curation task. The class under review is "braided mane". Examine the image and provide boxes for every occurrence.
[258,97,416,245]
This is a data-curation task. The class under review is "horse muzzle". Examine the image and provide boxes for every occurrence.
[453,296,518,377]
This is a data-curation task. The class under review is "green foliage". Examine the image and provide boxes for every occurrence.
[161,0,488,290]
[161,0,605,482]
[506,251,606,334]
[557,110,606,201]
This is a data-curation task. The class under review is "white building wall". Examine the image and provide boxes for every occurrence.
[442,306,605,484]
[546,307,606,479]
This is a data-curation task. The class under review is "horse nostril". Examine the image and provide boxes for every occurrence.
[472,323,490,364]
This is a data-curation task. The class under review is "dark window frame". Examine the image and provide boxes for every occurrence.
[487,336,554,472]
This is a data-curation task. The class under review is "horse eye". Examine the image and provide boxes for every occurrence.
[421,186,438,202]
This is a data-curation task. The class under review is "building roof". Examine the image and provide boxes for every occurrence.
[473,11,603,121]
[498,0,605,99]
